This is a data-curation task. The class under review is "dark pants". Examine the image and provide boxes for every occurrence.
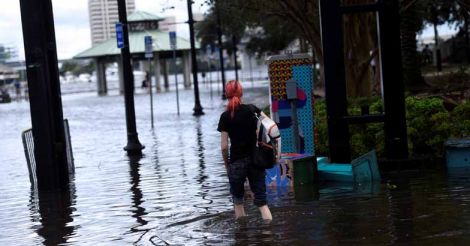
[228,157,267,207]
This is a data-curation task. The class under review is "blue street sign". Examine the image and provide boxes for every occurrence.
[169,31,177,50]
[145,36,153,58]
[115,23,124,49]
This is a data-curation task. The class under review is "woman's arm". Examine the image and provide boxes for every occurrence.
[221,131,229,171]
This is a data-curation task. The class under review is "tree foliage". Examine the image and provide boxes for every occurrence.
[196,0,303,56]
[198,0,464,97]
[60,60,95,76]
[199,0,379,98]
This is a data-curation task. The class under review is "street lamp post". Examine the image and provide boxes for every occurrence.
[117,0,144,155]
[187,0,204,116]
[232,35,239,81]
[19,0,69,191]
[216,6,226,100]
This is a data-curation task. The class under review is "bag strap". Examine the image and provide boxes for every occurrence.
[246,104,263,143]
[257,118,264,143]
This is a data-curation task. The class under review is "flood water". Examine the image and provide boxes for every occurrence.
[1,81,470,245]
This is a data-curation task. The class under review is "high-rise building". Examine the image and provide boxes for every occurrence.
[88,0,136,45]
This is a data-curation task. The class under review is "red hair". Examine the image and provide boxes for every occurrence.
[225,80,243,118]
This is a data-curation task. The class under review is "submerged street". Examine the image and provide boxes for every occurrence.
[1,83,470,245]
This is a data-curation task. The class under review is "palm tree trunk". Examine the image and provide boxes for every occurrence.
[343,13,375,99]
[464,12,470,63]
[400,2,426,90]
[433,19,442,71]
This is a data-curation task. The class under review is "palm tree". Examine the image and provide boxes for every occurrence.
[400,0,426,90]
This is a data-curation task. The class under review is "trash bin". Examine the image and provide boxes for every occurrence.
[445,138,470,168]
[281,153,317,186]
[292,154,317,186]
[266,153,318,187]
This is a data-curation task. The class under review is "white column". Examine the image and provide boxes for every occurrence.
[96,58,107,95]
[183,51,191,88]
[162,59,169,90]
[140,60,146,72]
[117,57,124,95]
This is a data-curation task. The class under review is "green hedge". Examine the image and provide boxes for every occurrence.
[314,97,470,158]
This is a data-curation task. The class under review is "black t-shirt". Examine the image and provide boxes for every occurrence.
[217,104,261,162]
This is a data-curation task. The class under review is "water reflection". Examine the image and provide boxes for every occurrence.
[194,118,212,212]
[177,133,187,179]
[128,155,148,233]
[150,130,159,168]
[195,118,207,184]
[294,184,319,202]
[30,183,76,245]
[353,181,381,195]
[234,220,276,244]
[383,170,469,244]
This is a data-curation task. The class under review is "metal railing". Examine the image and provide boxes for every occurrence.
[63,119,75,174]
[21,119,74,188]
[21,129,37,186]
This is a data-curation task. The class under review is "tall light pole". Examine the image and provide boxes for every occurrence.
[19,0,69,191]
[117,0,144,155]
[187,0,204,115]
[216,5,226,100]
[232,35,239,81]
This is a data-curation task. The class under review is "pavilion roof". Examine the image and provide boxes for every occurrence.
[128,10,164,22]
[74,30,197,59]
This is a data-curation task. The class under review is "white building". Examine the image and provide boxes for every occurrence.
[158,14,203,33]
[158,16,176,32]
[0,44,19,63]
[88,0,136,45]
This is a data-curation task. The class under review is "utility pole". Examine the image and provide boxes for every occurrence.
[464,12,470,63]
[19,0,69,191]
[232,35,239,81]
[117,0,144,155]
[216,5,226,100]
[187,0,204,115]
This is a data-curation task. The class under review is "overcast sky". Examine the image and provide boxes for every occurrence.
[0,1,457,61]
[0,0,208,60]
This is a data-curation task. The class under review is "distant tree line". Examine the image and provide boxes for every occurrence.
[60,60,96,77]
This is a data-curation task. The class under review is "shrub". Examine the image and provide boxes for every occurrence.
[314,96,469,159]
[314,99,329,156]
[450,102,470,138]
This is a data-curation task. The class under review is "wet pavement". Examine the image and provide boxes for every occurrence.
[1,80,470,245]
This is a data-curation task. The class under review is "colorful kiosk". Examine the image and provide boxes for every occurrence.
[265,53,380,188]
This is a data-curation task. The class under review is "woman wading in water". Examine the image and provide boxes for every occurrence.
[217,80,272,220]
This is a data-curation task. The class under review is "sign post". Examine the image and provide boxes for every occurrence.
[215,47,220,95]
[206,44,213,100]
[144,35,154,128]
[169,31,180,115]
[116,0,144,155]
